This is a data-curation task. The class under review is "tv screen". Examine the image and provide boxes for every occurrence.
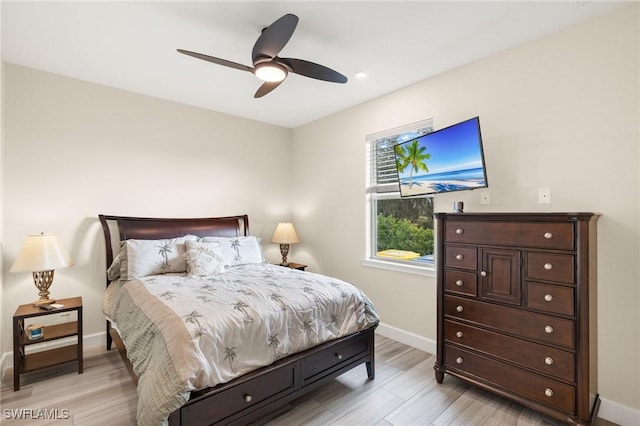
[394,116,488,197]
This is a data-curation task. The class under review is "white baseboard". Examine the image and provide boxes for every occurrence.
[3,328,639,425]
[598,396,640,426]
[375,321,436,355]
[374,322,639,425]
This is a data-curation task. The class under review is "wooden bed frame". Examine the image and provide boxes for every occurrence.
[98,214,376,426]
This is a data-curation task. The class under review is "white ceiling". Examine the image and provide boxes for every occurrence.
[1,1,629,128]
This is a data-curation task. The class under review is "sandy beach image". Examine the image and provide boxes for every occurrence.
[399,179,484,197]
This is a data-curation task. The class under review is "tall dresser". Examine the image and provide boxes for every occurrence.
[434,212,599,425]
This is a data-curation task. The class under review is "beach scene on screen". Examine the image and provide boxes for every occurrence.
[395,118,487,197]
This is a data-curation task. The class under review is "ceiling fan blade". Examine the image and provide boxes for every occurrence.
[177,49,253,73]
[252,14,299,63]
[254,80,285,98]
[280,58,348,83]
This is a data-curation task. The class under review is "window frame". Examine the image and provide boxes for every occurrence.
[363,118,436,277]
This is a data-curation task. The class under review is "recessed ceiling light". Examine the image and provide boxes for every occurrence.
[355,71,367,79]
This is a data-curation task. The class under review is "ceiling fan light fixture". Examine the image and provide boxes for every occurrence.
[255,62,287,82]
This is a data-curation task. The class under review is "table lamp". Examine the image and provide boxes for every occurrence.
[10,233,73,306]
[271,222,300,266]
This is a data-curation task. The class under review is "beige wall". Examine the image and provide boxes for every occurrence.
[292,4,639,421]
[1,64,292,354]
[1,4,638,424]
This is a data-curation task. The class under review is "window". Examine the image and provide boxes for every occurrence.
[365,119,435,273]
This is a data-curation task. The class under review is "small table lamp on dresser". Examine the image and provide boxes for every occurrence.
[10,232,73,306]
[271,222,300,266]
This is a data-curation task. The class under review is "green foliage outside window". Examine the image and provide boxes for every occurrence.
[376,197,434,256]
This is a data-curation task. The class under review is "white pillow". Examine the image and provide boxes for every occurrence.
[184,240,226,277]
[200,236,265,266]
[120,235,199,280]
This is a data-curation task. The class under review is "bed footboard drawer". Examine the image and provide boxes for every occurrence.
[301,332,369,385]
[182,363,296,425]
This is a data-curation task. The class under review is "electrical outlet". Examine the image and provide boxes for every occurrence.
[538,188,551,204]
[480,190,491,205]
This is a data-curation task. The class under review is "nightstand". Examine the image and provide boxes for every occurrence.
[276,262,307,271]
[13,296,83,391]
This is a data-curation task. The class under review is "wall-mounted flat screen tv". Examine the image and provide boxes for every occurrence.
[394,116,488,197]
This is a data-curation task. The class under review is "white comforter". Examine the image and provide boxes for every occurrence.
[102,263,379,425]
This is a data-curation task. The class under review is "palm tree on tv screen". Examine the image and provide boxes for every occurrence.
[395,140,430,188]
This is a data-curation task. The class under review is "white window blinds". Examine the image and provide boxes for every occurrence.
[366,118,433,195]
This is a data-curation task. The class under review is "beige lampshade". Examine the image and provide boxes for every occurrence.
[10,233,73,273]
[271,223,300,244]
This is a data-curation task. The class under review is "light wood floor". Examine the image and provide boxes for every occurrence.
[1,336,616,425]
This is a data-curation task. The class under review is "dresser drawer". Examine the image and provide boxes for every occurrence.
[526,282,574,316]
[444,245,477,270]
[445,295,574,348]
[183,362,296,424]
[444,270,478,297]
[445,221,574,250]
[526,252,574,284]
[445,320,574,382]
[445,345,575,414]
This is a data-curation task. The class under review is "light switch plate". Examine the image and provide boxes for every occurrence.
[480,191,491,205]
[538,188,551,204]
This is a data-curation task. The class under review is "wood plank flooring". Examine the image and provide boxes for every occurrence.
[1,336,616,425]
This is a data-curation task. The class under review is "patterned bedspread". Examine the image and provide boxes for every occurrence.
[102,264,379,425]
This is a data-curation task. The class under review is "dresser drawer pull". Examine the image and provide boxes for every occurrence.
[544,232,553,239]
[455,254,464,260]
[335,353,343,360]
[455,280,464,287]
[544,263,553,270]
[544,325,554,334]
[456,228,464,235]
[545,357,554,365]
[544,294,554,302]
[456,331,464,338]
[480,271,487,277]
[456,357,464,364]
[244,394,253,403]
[456,305,464,313]
[545,388,554,398]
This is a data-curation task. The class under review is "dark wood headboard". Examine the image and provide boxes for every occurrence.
[98,214,250,281]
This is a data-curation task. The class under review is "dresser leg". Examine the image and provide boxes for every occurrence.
[434,364,445,383]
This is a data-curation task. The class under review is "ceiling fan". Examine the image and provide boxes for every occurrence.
[177,13,348,98]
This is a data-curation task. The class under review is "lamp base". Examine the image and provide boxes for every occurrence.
[32,297,56,306]
[32,270,56,306]
[279,244,290,266]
